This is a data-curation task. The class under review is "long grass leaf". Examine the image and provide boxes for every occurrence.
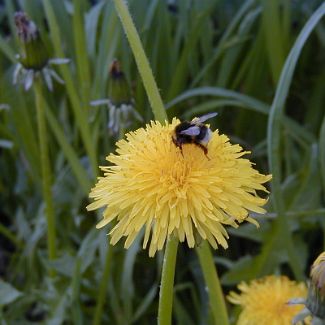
[267,2,325,279]
[72,0,91,107]
[167,86,315,145]
[42,0,97,176]
[191,0,255,86]
[45,106,91,194]
[261,0,285,84]
[320,116,325,199]
[0,36,16,63]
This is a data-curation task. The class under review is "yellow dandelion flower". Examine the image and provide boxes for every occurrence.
[87,119,271,256]
[227,275,310,325]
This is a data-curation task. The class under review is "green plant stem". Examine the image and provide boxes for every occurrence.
[34,77,57,274]
[113,0,167,123]
[92,245,113,325]
[158,237,179,325]
[113,3,177,324]
[196,241,229,325]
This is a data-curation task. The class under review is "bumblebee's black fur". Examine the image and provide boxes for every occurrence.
[172,121,209,155]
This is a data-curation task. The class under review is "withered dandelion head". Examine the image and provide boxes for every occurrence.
[304,251,325,321]
[288,252,325,324]
[228,275,309,325]
[87,119,271,256]
[13,11,69,91]
[310,252,325,296]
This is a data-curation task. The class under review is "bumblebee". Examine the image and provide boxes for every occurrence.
[172,112,218,156]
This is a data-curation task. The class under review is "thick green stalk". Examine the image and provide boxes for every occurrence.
[113,2,176,324]
[34,77,57,273]
[113,0,167,123]
[92,246,113,325]
[196,241,229,325]
[158,237,179,325]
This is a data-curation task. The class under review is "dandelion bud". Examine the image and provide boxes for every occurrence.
[14,12,48,70]
[306,252,325,319]
[91,59,142,136]
[108,59,132,106]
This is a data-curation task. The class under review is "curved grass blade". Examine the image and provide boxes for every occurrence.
[42,0,98,176]
[73,0,91,107]
[191,0,255,87]
[45,106,91,194]
[265,2,325,279]
[320,116,325,199]
[167,86,315,144]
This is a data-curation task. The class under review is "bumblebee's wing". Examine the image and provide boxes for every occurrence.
[180,126,201,136]
[197,112,218,123]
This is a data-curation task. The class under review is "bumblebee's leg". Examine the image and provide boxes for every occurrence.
[179,144,184,157]
[198,143,210,160]
[172,137,184,157]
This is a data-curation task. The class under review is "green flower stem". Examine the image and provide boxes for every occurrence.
[113,0,167,123]
[34,77,57,274]
[158,237,179,325]
[196,241,229,325]
[113,2,177,325]
[92,245,113,325]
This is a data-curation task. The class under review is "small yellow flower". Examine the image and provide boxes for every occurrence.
[228,275,309,325]
[87,119,271,256]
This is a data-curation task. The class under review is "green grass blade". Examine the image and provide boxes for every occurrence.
[92,2,118,98]
[45,106,91,194]
[166,12,208,100]
[42,0,97,176]
[166,86,269,114]
[261,0,286,84]
[0,35,16,63]
[268,2,325,210]
[191,0,255,87]
[320,116,325,199]
[72,0,91,107]
[267,2,325,279]
[85,1,106,60]
[167,86,315,145]
[4,0,19,48]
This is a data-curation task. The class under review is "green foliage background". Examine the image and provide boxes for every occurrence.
[0,0,324,324]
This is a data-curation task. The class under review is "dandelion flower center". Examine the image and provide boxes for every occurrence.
[87,119,271,256]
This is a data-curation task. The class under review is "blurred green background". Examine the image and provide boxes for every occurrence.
[0,0,324,324]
